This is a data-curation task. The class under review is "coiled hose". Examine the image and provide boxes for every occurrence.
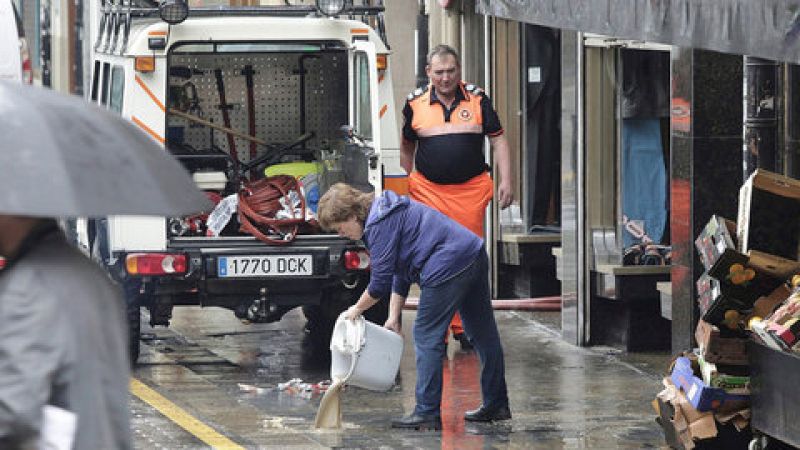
[237,175,311,245]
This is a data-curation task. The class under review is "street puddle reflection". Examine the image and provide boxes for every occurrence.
[441,349,487,449]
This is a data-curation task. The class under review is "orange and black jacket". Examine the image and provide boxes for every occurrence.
[402,82,504,184]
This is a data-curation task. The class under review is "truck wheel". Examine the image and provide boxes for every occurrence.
[303,283,390,344]
[127,294,141,365]
[302,286,347,345]
[122,279,143,365]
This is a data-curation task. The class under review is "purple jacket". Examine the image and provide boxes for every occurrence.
[364,190,483,299]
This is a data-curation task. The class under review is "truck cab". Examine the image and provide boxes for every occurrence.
[86,0,400,362]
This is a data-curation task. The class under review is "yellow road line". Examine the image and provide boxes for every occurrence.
[129,378,245,450]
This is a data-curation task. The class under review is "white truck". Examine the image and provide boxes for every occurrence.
[85,0,402,362]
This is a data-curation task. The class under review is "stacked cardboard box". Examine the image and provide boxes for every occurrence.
[734,170,800,354]
[694,215,784,330]
[655,169,800,448]
[750,290,800,351]
[655,375,752,450]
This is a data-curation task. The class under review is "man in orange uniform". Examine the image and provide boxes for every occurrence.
[401,44,513,349]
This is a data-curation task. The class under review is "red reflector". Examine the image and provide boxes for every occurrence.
[343,250,370,270]
[126,253,187,276]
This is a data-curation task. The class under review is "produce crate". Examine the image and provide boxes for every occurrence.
[695,215,738,273]
[670,357,749,412]
[737,169,800,279]
[695,320,748,366]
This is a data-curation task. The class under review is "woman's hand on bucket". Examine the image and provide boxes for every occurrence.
[384,316,402,335]
[344,305,363,321]
[345,292,379,321]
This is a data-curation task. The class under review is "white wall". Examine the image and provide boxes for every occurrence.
[384,1,417,130]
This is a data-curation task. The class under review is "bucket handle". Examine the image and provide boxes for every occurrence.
[335,313,365,383]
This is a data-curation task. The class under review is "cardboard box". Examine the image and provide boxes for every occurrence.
[695,216,738,273]
[670,357,749,412]
[653,396,684,449]
[657,378,718,450]
[737,169,800,276]
[696,275,751,328]
[746,249,800,280]
[751,319,785,351]
[695,320,748,365]
[696,269,785,328]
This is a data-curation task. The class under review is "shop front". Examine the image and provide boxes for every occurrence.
[476,0,800,447]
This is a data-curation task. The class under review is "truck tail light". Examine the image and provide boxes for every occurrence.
[126,253,187,276]
[343,249,370,270]
[0,257,5,270]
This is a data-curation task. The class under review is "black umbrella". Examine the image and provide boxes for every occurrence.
[0,82,212,217]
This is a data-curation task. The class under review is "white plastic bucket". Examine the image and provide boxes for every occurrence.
[329,313,404,391]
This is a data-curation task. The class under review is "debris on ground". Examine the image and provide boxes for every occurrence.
[238,383,270,394]
[277,378,332,399]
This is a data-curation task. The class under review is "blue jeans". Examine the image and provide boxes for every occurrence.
[412,249,509,416]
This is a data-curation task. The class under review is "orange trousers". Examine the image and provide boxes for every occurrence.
[408,171,493,335]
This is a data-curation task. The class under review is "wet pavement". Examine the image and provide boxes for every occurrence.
[131,306,672,449]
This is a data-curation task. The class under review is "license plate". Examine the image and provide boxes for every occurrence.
[217,255,313,277]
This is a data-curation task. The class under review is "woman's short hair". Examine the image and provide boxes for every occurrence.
[317,183,374,231]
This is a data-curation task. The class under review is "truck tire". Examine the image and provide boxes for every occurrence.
[127,294,141,365]
[303,283,390,344]
[121,278,143,365]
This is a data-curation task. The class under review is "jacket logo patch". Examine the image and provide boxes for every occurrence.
[458,109,472,121]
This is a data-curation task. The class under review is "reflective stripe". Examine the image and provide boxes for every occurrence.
[132,116,165,144]
[416,123,483,137]
[135,75,165,112]
[409,83,484,133]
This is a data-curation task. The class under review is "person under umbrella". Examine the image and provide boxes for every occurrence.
[316,183,511,430]
[0,83,210,448]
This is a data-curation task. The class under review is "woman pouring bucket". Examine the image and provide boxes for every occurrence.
[317,183,511,430]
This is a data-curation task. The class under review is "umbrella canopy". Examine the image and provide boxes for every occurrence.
[0,82,212,217]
